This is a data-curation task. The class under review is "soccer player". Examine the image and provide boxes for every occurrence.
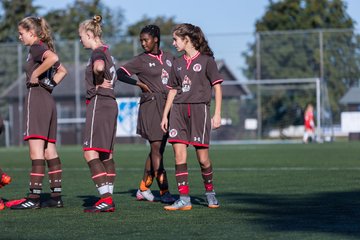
[11,17,67,210]
[160,23,223,210]
[303,103,315,143]
[117,25,175,204]
[79,15,118,212]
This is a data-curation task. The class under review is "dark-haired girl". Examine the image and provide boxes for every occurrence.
[117,25,175,204]
[161,23,223,210]
[11,16,67,210]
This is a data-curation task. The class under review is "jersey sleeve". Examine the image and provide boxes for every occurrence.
[166,64,181,90]
[121,55,143,76]
[30,44,49,63]
[91,48,106,64]
[206,57,223,86]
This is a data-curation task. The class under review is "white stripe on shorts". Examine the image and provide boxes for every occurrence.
[202,104,207,144]
[90,95,98,148]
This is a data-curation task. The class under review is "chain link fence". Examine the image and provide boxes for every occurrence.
[0,29,359,145]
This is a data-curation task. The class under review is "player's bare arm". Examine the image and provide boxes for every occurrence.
[211,84,222,129]
[52,64,68,85]
[160,89,177,133]
[30,51,59,84]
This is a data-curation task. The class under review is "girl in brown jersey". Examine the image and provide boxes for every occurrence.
[10,17,67,210]
[117,25,175,204]
[79,15,118,212]
[161,23,223,210]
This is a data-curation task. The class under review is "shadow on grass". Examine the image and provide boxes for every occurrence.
[77,195,100,207]
[113,188,206,205]
[221,190,360,237]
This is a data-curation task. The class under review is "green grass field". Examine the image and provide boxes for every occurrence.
[1,142,360,240]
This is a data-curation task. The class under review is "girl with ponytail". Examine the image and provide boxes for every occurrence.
[160,23,223,211]
[10,16,67,210]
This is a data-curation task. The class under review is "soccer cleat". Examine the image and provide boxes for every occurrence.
[205,191,220,208]
[136,189,155,202]
[164,198,192,211]
[41,198,64,208]
[10,198,40,210]
[160,191,176,204]
[0,173,11,188]
[0,199,4,210]
[5,198,26,208]
[84,196,115,213]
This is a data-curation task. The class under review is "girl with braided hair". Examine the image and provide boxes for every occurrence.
[117,25,175,204]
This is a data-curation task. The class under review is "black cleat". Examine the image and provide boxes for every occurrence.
[10,198,40,210]
[84,196,115,213]
[41,198,64,208]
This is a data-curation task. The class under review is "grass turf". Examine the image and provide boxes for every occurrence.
[1,142,360,240]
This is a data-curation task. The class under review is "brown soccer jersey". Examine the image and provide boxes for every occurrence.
[121,51,174,141]
[25,42,61,92]
[83,46,118,152]
[84,45,117,100]
[121,50,174,94]
[167,52,223,104]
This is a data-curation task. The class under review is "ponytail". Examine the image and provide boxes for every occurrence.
[173,23,214,57]
[18,17,56,52]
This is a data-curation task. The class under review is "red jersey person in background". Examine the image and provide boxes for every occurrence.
[303,103,315,143]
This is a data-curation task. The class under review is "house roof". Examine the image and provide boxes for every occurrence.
[339,87,360,104]
[1,59,249,100]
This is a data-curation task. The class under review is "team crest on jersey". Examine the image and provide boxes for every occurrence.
[166,59,172,67]
[182,75,192,92]
[169,129,178,138]
[193,63,202,72]
[161,69,169,84]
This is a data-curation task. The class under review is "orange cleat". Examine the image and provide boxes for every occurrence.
[0,199,4,210]
[0,173,11,188]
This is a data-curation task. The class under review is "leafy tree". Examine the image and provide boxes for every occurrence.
[0,0,38,42]
[44,0,123,40]
[126,15,178,54]
[242,0,360,133]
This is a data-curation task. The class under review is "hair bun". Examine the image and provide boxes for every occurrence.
[93,15,102,24]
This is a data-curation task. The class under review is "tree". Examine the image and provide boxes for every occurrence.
[44,0,123,40]
[126,15,178,54]
[0,0,38,42]
[242,0,360,133]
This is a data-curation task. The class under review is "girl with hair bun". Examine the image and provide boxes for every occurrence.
[10,16,67,210]
[161,23,223,211]
[78,15,118,212]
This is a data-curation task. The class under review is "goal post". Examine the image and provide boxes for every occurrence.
[211,77,328,144]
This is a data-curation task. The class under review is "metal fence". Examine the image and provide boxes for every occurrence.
[0,29,359,146]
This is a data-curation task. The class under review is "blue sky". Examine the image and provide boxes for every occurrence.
[34,0,360,79]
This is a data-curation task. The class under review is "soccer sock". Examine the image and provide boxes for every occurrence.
[29,159,46,200]
[155,170,169,195]
[139,171,153,191]
[46,157,62,199]
[87,158,111,198]
[201,165,214,192]
[102,158,116,194]
[175,163,189,196]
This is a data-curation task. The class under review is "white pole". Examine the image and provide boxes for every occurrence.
[316,78,322,141]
